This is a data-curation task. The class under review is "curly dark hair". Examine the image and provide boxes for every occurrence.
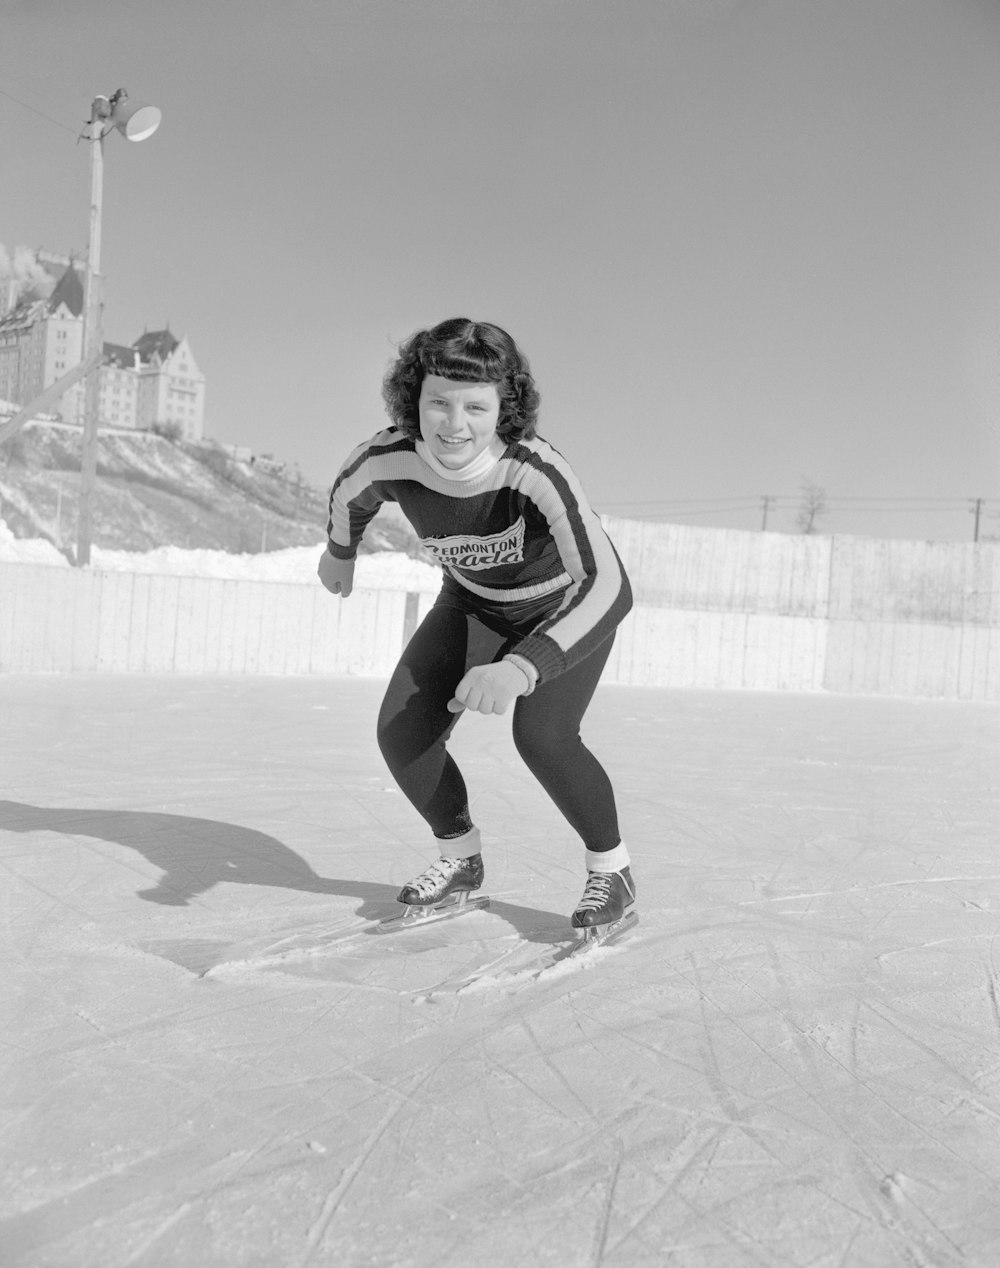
[382,317,540,442]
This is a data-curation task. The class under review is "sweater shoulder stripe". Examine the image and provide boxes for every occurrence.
[501,438,628,658]
[330,428,413,496]
[327,430,419,550]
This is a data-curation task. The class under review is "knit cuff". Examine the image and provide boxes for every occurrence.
[508,633,567,684]
[502,653,539,696]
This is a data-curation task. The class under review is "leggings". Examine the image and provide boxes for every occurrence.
[376,602,620,852]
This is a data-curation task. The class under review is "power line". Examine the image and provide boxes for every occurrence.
[823,496,994,506]
[772,499,990,513]
[0,86,78,135]
[596,494,1000,540]
[603,496,762,507]
[600,494,998,512]
[643,505,762,519]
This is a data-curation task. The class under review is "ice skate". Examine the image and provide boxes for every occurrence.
[570,866,638,951]
[377,853,489,933]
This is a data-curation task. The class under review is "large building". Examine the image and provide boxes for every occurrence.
[0,250,206,442]
[0,258,85,413]
[131,329,206,441]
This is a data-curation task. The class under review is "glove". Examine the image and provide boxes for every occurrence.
[448,660,532,716]
[317,549,355,596]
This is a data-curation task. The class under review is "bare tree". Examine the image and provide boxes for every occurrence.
[796,479,827,535]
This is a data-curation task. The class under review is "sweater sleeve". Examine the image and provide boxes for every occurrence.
[325,432,393,559]
[506,442,632,681]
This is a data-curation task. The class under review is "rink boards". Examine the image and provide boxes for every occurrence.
[2,543,997,700]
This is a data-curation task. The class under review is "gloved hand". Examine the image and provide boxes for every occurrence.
[448,660,532,716]
[317,549,355,596]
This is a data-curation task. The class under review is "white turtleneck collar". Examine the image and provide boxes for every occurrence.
[415,435,507,483]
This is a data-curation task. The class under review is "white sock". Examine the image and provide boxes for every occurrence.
[586,842,630,874]
[436,826,481,859]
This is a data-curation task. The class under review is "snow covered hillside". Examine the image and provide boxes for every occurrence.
[0,421,428,560]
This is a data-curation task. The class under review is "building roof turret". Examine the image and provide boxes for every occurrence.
[132,328,179,364]
[47,262,84,317]
[104,342,138,369]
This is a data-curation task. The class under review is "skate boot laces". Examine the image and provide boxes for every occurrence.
[577,871,615,912]
[572,866,635,928]
[398,853,484,905]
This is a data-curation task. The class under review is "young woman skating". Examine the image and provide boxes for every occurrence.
[319,317,634,933]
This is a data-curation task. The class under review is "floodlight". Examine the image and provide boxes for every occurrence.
[110,96,161,143]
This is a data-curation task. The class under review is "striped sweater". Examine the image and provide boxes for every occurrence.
[326,428,632,682]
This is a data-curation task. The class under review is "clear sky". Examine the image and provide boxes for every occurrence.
[3,0,998,541]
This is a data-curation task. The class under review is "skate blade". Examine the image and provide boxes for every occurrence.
[375,891,490,934]
[570,908,639,957]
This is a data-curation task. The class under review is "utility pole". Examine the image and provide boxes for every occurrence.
[75,88,160,567]
[0,351,102,447]
[972,497,983,543]
[76,97,107,567]
[760,495,773,531]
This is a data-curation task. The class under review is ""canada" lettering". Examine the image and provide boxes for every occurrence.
[421,516,526,571]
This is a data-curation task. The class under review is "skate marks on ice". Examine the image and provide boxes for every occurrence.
[640,893,1000,1267]
[188,892,584,987]
[146,913,376,979]
[0,800,523,981]
[191,896,638,996]
[4,686,999,1265]
[0,793,605,990]
[0,799,418,978]
[414,908,641,999]
[197,897,494,981]
[697,941,965,1267]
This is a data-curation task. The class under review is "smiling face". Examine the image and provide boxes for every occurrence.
[418,374,502,470]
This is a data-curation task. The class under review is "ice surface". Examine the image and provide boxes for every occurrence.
[1,676,998,1266]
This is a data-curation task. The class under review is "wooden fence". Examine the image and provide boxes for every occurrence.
[1,522,997,699]
[600,520,998,698]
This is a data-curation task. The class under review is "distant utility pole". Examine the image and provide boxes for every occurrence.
[760,495,773,531]
[796,480,828,535]
[972,497,984,542]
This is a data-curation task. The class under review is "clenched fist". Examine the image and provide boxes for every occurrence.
[317,549,355,596]
[448,660,532,716]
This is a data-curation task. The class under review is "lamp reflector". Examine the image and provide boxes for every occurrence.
[112,102,161,142]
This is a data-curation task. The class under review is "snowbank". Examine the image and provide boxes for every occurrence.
[0,520,441,590]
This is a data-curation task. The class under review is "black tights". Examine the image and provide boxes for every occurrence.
[376,604,620,852]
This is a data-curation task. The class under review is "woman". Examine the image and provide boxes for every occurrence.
[319,317,635,931]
